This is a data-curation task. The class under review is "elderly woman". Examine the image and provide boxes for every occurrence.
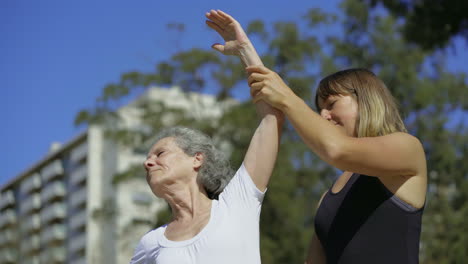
[130,10,282,264]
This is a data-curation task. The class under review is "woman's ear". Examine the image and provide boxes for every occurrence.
[193,152,204,170]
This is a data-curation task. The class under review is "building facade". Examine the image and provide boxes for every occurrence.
[0,87,233,264]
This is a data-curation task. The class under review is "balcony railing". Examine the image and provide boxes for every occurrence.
[20,194,41,215]
[70,164,88,186]
[70,210,87,230]
[21,256,40,264]
[70,142,88,163]
[0,248,18,263]
[41,160,64,183]
[0,229,16,247]
[40,203,66,224]
[69,233,86,253]
[70,187,87,209]
[40,224,66,245]
[20,173,41,195]
[21,235,40,254]
[21,214,40,233]
[70,256,86,264]
[0,190,15,209]
[0,209,16,229]
[41,181,66,203]
[40,246,66,263]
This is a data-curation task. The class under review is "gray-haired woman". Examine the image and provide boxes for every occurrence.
[130,10,283,264]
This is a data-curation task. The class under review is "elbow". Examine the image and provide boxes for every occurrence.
[323,141,347,169]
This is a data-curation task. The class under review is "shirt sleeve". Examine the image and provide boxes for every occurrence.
[129,239,147,264]
[219,163,266,208]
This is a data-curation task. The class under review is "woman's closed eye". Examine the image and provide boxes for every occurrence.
[327,100,337,110]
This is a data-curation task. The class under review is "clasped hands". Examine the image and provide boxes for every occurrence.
[246,66,295,111]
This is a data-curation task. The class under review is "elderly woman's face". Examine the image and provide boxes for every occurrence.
[144,137,198,197]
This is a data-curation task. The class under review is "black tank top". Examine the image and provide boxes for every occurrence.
[314,174,424,264]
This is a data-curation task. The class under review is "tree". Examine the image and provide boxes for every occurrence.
[76,0,468,262]
[365,0,468,50]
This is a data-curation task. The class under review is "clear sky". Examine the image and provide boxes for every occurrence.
[1,0,466,187]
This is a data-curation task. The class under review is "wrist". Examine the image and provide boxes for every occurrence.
[281,93,303,114]
[238,43,262,67]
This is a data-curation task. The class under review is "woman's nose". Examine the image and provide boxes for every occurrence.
[320,109,332,120]
[144,158,155,169]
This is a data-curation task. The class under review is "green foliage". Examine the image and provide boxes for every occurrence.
[366,0,468,50]
[303,8,338,26]
[76,1,468,262]
[246,20,268,41]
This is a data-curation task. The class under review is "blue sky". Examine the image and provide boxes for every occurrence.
[1,0,466,186]
[1,0,341,186]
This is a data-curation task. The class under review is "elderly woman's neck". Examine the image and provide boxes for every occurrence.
[164,184,212,221]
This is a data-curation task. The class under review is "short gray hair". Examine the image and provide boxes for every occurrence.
[153,127,234,199]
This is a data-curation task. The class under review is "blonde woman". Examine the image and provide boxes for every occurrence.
[247,66,427,264]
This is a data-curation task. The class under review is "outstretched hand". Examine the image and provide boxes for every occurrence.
[205,9,252,56]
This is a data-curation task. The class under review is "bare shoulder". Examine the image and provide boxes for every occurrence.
[386,132,422,146]
[392,132,426,163]
[379,133,427,208]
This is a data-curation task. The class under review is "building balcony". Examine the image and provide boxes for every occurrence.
[69,233,86,253]
[69,210,87,230]
[0,209,16,229]
[70,164,88,186]
[0,190,15,209]
[40,202,66,224]
[21,235,40,254]
[0,248,18,263]
[20,173,42,195]
[41,160,64,183]
[70,142,88,163]
[21,256,40,264]
[21,214,40,234]
[0,229,16,247]
[20,194,41,215]
[41,181,66,203]
[40,246,66,263]
[70,187,87,209]
[40,224,66,245]
[70,256,86,264]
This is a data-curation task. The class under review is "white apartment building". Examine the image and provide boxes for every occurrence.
[0,86,234,264]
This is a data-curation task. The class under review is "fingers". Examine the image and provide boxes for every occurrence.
[252,94,264,104]
[251,86,268,105]
[206,20,224,35]
[217,10,235,23]
[246,65,271,75]
[211,43,225,54]
[206,10,227,28]
[248,72,266,86]
[206,20,226,54]
[248,74,275,106]
[250,82,263,97]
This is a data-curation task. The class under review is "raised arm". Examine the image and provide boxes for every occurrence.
[206,10,283,191]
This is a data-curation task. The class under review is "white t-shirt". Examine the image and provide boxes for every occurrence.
[130,163,266,264]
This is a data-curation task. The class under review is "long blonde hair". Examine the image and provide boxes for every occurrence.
[315,68,407,137]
